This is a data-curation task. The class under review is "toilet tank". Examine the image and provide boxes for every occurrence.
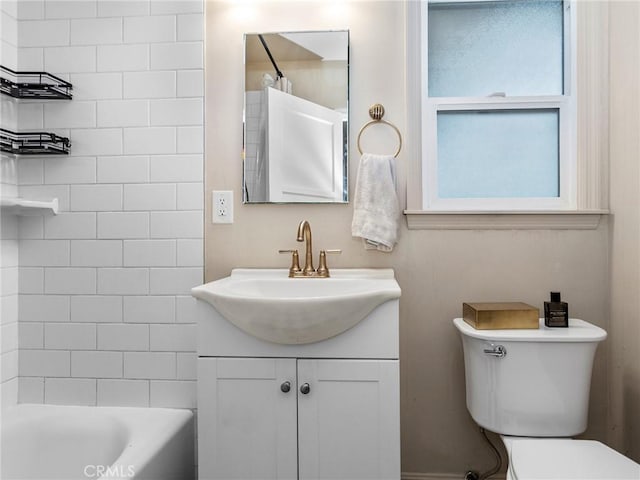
[453,318,606,437]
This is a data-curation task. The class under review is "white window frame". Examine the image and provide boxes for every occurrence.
[405,0,609,229]
[424,0,575,211]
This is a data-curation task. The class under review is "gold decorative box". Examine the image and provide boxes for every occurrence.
[463,302,540,330]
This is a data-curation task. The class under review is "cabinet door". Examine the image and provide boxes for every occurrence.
[198,358,298,480]
[297,359,400,480]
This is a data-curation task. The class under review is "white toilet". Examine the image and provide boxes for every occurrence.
[454,317,640,480]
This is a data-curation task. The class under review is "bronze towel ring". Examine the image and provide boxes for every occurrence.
[356,103,402,158]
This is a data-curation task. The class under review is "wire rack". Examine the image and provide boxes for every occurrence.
[0,65,73,100]
[0,128,71,155]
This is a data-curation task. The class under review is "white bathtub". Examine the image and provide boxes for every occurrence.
[1,404,194,480]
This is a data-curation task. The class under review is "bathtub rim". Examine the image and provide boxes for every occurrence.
[1,403,194,480]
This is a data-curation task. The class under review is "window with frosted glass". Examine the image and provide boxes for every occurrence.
[437,109,560,199]
[428,1,564,97]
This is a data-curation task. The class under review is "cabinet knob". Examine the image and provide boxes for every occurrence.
[280,381,291,393]
[300,383,310,395]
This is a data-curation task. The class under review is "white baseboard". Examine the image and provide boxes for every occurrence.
[402,473,461,480]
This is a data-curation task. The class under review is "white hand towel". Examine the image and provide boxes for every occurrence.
[351,153,400,252]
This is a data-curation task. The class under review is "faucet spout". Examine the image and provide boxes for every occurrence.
[296,220,314,274]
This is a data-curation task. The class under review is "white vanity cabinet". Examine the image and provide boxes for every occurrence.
[198,357,399,480]
[194,270,400,480]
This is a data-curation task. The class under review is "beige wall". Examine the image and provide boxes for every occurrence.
[608,1,640,463]
[205,1,611,475]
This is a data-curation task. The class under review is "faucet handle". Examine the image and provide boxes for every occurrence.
[316,249,341,277]
[278,249,301,277]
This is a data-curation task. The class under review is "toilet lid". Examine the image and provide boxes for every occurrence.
[509,439,640,480]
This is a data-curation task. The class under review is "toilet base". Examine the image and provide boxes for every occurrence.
[500,436,639,480]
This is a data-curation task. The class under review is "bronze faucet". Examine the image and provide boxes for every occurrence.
[279,220,341,278]
[297,220,315,275]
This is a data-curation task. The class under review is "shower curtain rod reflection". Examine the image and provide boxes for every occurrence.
[258,34,284,79]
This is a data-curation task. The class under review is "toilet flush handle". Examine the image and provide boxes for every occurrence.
[483,344,507,358]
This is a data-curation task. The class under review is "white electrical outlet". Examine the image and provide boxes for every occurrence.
[212,190,233,224]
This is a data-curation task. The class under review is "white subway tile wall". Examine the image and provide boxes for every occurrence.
[18,267,44,294]
[124,71,176,99]
[14,0,204,409]
[124,15,176,44]
[16,47,43,71]
[44,323,97,350]
[45,1,98,20]
[177,352,197,380]
[18,19,71,47]
[19,295,70,323]
[70,18,124,46]
[97,44,149,72]
[71,295,123,323]
[123,239,176,267]
[96,100,149,128]
[44,377,96,405]
[18,377,44,403]
[123,295,175,323]
[71,240,123,267]
[97,378,149,407]
[16,157,44,184]
[177,125,204,153]
[97,155,149,183]
[44,156,97,184]
[44,101,97,128]
[17,103,45,130]
[71,350,123,379]
[97,211,149,239]
[19,322,44,349]
[123,183,177,211]
[1,0,20,407]
[45,45,97,73]
[97,1,149,19]
[70,72,123,100]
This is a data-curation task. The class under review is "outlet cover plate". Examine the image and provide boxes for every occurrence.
[212,190,233,224]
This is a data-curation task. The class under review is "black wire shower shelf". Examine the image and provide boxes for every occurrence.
[0,128,71,155]
[0,65,73,99]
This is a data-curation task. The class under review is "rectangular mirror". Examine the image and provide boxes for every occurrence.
[243,30,349,203]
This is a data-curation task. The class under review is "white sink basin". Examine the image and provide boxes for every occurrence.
[191,268,401,344]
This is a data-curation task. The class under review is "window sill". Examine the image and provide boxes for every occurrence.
[404,210,608,230]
